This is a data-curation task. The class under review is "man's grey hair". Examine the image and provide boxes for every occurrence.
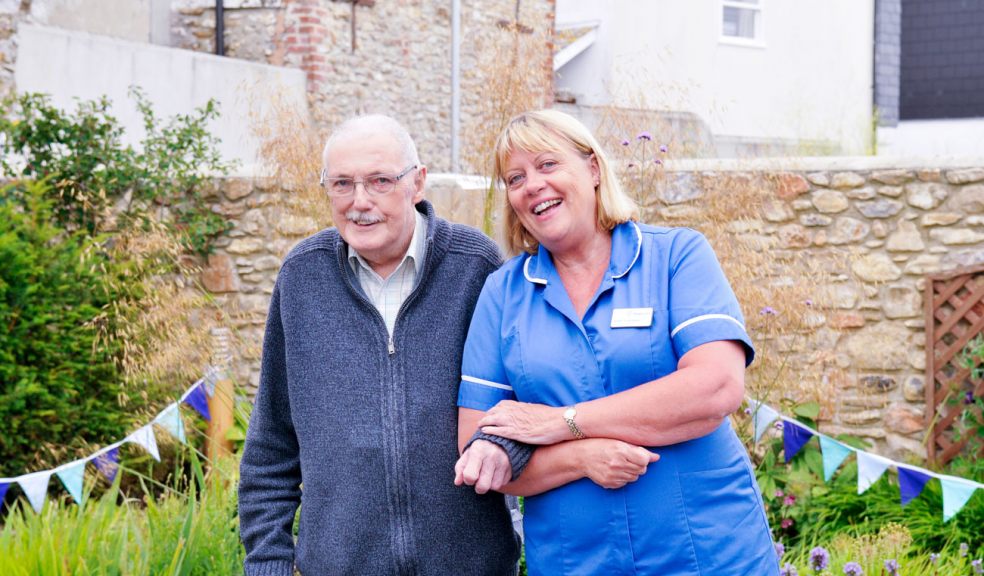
[322,114,421,173]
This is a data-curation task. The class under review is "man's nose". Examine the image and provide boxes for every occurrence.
[351,181,373,206]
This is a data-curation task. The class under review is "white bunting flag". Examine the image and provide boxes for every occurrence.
[17,470,53,513]
[153,403,187,444]
[127,425,161,461]
[857,451,893,494]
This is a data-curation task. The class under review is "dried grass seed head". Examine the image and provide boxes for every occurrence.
[493,109,639,254]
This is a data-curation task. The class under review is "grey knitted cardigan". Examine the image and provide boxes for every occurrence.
[239,201,521,576]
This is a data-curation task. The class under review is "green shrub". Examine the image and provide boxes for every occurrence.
[0,89,233,256]
[0,181,129,475]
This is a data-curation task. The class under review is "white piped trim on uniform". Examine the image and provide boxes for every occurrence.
[670,314,746,338]
[462,375,514,391]
[612,221,643,279]
[523,256,548,285]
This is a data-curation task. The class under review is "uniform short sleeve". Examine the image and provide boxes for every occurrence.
[667,230,755,366]
[457,276,517,411]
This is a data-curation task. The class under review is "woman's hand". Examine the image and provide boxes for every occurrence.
[454,439,512,494]
[478,400,569,445]
[576,438,660,489]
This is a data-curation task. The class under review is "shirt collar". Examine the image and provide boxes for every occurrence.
[348,209,428,277]
[522,220,642,285]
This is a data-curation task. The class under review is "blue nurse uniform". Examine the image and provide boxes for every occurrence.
[458,222,779,575]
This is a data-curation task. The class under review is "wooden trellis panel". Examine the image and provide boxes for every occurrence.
[925,264,984,465]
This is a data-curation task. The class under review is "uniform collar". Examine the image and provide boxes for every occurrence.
[522,220,642,285]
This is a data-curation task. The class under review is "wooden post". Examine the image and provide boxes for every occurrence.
[206,327,235,460]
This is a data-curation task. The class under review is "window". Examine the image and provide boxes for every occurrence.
[721,0,763,44]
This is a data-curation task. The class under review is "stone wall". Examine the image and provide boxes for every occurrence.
[202,159,984,462]
[170,0,556,172]
[656,158,984,459]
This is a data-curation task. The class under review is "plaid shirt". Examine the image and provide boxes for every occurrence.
[348,210,427,336]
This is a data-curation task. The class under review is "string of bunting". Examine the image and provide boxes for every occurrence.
[751,400,983,523]
[0,368,219,514]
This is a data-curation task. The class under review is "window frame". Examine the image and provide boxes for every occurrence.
[719,0,765,48]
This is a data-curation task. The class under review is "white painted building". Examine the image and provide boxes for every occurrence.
[555,0,876,157]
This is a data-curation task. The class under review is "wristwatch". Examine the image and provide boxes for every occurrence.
[563,405,585,439]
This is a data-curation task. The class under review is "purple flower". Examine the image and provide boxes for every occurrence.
[627,162,636,169]
[744,407,752,415]
[962,543,970,557]
[843,562,863,576]
[621,139,630,146]
[884,559,899,575]
[775,489,785,498]
[781,518,794,529]
[780,563,799,576]
[809,546,830,571]
[929,553,939,564]
[972,559,982,575]
[653,158,663,165]
[659,144,668,153]
[760,306,777,316]
[965,391,975,404]
[775,420,784,430]
[804,298,814,306]
[636,131,652,141]
[783,494,797,507]
[774,541,785,559]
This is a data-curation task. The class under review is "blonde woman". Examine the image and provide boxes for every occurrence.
[454,110,778,575]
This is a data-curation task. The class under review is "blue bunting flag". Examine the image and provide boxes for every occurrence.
[783,420,813,462]
[183,382,211,422]
[940,476,978,522]
[819,435,854,482]
[55,459,87,504]
[93,447,120,483]
[898,466,933,506]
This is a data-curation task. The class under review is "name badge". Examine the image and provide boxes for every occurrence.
[610,307,653,328]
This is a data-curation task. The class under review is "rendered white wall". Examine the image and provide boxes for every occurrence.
[879,120,984,160]
[556,0,876,156]
[14,25,308,174]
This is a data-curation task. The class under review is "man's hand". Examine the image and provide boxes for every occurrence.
[478,400,568,445]
[577,438,660,489]
[454,439,513,494]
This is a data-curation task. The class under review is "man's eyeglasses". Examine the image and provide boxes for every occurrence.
[319,165,418,197]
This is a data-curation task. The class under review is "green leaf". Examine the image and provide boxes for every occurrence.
[793,401,821,420]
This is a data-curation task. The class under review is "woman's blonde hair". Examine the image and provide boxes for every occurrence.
[492,109,638,254]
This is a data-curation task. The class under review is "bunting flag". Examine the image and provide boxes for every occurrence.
[0,372,217,516]
[183,382,211,422]
[752,402,781,443]
[55,460,88,504]
[941,476,978,522]
[93,447,121,483]
[17,470,53,513]
[898,466,933,506]
[783,420,813,462]
[154,403,187,444]
[819,435,854,482]
[127,425,161,462]
[856,451,892,494]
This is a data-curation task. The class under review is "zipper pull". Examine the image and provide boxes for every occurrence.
[388,337,396,355]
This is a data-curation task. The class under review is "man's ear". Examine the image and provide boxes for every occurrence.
[411,165,427,203]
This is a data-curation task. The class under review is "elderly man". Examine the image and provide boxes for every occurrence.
[238,114,523,575]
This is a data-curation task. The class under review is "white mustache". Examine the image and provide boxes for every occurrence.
[345,210,384,225]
